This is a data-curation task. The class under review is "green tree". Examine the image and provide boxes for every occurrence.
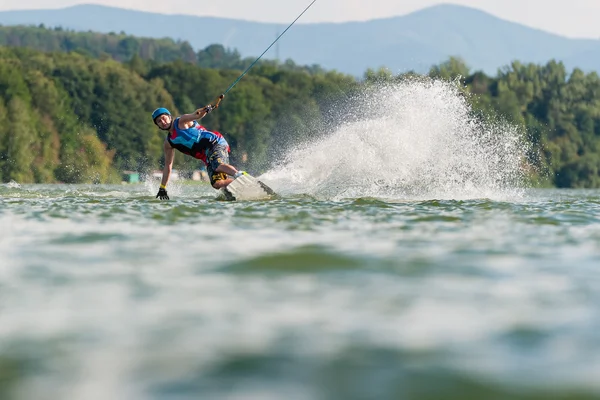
[3,98,36,183]
[429,56,470,82]
[0,98,8,181]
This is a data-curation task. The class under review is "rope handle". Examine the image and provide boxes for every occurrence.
[212,94,225,109]
[196,94,225,117]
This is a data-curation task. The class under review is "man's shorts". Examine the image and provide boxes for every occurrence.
[206,145,230,186]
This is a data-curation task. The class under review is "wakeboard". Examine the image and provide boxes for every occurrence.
[221,174,276,201]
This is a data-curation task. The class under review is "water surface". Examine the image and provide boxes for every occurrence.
[1,183,599,400]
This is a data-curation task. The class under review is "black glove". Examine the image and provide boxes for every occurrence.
[204,105,214,114]
[156,187,169,200]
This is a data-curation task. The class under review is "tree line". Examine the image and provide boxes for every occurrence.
[0,44,355,183]
[0,25,325,74]
[0,25,599,187]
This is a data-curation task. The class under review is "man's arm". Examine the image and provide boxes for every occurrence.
[178,106,211,125]
[160,139,175,188]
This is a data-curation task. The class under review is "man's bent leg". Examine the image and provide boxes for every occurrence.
[215,164,238,177]
[212,176,233,189]
[208,170,232,189]
[207,145,238,178]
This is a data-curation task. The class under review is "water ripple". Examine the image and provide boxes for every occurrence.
[1,186,600,399]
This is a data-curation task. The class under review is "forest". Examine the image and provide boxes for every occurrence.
[1,25,599,187]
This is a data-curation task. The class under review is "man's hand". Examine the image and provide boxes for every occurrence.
[234,171,248,179]
[194,105,214,119]
[156,187,169,200]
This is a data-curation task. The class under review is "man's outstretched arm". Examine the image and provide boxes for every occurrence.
[178,105,213,125]
[156,140,175,200]
[161,140,175,188]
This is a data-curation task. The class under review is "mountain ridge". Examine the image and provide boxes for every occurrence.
[1,3,599,75]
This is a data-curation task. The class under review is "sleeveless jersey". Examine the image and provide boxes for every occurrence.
[166,118,229,164]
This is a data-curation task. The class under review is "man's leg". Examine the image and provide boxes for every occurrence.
[215,163,238,177]
[207,145,235,189]
[211,175,233,189]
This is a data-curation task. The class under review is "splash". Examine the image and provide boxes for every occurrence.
[5,180,21,189]
[261,78,530,201]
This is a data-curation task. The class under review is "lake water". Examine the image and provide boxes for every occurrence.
[1,183,599,400]
[2,79,599,399]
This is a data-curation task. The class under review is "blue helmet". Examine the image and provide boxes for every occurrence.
[152,107,171,124]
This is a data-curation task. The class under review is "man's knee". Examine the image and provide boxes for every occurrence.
[210,172,229,188]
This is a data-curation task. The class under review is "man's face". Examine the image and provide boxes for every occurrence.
[156,114,172,130]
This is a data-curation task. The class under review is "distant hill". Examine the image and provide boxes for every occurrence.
[0,25,326,75]
[1,3,599,76]
[0,25,198,64]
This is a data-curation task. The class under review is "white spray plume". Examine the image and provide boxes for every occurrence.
[261,78,529,201]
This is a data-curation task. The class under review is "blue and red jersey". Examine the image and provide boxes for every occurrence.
[166,117,229,165]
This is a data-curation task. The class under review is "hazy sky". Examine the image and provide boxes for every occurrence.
[1,0,599,39]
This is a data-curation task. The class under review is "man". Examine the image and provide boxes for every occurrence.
[151,103,246,200]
